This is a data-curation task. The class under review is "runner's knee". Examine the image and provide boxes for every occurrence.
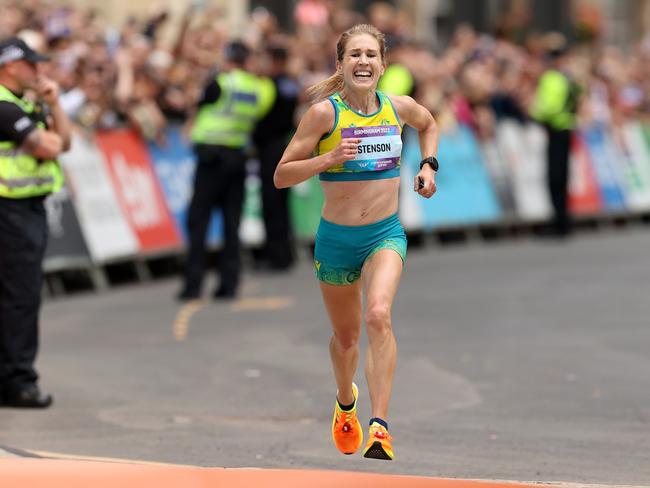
[365,302,392,337]
[332,328,360,351]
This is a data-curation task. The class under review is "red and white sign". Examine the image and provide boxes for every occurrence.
[95,130,181,253]
[60,134,139,262]
[569,134,603,215]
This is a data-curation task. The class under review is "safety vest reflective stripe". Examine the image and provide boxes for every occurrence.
[0,175,55,187]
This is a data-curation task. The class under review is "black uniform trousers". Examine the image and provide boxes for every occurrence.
[259,138,294,269]
[182,144,247,296]
[546,127,572,235]
[0,196,47,394]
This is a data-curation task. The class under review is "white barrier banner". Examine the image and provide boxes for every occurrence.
[495,121,552,221]
[60,133,139,262]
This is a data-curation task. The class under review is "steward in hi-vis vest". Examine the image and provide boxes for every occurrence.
[190,68,271,149]
[0,84,63,198]
[531,34,581,238]
[178,41,272,302]
[0,37,72,408]
[377,63,414,97]
[532,69,580,132]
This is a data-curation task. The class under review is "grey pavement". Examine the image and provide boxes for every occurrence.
[1,229,650,485]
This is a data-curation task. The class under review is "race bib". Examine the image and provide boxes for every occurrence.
[341,125,402,171]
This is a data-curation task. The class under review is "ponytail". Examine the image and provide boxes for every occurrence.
[307,72,344,103]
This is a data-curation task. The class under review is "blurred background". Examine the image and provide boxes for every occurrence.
[4,0,650,293]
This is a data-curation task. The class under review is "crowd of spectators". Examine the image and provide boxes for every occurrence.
[2,0,650,144]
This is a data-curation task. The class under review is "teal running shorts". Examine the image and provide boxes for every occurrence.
[314,213,407,285]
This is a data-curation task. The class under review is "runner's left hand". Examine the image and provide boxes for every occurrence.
[414,167,436,198]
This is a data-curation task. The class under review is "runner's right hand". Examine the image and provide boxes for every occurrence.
[327,138,361,167]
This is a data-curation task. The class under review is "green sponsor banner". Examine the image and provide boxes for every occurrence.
[289,176,323,241]
[617,123,650,210]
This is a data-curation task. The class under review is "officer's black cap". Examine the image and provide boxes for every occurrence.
[0,37,50,66]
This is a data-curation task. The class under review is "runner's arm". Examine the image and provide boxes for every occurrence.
[274,101,360,188]
[390,95,438,198]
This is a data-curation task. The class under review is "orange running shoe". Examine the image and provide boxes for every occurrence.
[331,382,363,455]
[363,422,394,460]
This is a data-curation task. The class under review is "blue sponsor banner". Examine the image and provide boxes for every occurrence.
[147,126,223,246]
[402,125,501,229]
[581,124,627,211]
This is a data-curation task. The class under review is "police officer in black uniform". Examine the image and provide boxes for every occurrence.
[178,41,271,300]
[0,38,71,408]
[253,44,299,270]
[532,35,580,238]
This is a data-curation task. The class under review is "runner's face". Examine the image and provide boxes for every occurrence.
[338,33,384,91]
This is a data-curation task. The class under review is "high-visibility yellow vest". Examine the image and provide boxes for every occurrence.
[378,63,414,96]
[191,69,273,149]
[532,69,580,131]
[0,84,63,198]
[257,76,276,120]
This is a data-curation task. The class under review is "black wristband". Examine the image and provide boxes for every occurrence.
[420,156,439,172]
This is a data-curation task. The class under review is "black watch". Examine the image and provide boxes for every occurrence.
[420,156,439,172]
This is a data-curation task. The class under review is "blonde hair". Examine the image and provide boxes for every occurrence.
[306,24,386,102]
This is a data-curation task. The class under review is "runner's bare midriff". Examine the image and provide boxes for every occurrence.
[321,177,400,226]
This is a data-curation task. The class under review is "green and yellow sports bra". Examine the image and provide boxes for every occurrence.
[318,91,403,181]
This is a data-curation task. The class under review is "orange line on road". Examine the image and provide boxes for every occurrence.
[0,458,549,488]
[173,299,204,341]
[230,296,294,312]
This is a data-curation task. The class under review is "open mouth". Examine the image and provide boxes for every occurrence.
[353,70,372,80]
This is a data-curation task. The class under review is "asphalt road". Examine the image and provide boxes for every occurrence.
[1,229,650,485]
